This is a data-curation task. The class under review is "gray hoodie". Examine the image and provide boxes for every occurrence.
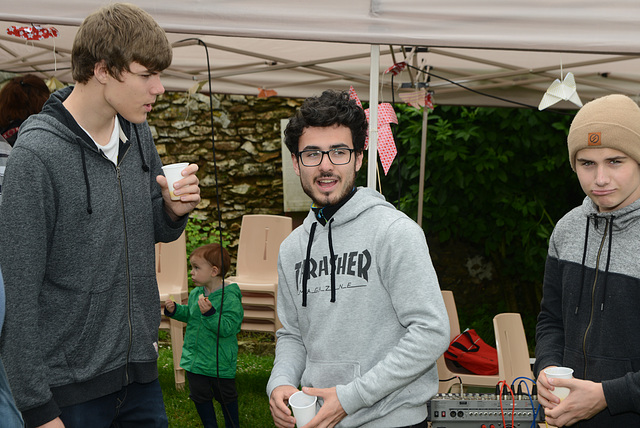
[536,196,640,427]
[0,87,186,426]
[267,187,449,427]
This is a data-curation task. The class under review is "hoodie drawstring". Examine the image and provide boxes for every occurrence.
[576,214,614,314]
[301,222,317,307]
[328,219,336,302]
[301,219,337,306]
[79,123,149,215]
[79,144,93,214]
[601,216,614,311]
[575,216,591,314]
[134,126,149,172]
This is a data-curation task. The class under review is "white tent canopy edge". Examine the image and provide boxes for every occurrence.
[3,0,640,54]
[2,0,640,108]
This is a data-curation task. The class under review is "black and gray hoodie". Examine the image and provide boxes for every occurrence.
[0,87,187,426]
[535,196,640,427]
[267,187,449,427]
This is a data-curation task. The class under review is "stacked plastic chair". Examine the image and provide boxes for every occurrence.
[227,215,293,336]
[156,231,189,389]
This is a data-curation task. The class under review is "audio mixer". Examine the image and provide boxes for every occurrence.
[427,392,544,428]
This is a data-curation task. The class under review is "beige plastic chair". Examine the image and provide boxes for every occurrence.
[227,214,293,335]
[493,312,534,385]
[156,231,188,390]
[437,290,500,393]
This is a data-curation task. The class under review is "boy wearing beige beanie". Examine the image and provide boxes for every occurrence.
[535,94,640,427]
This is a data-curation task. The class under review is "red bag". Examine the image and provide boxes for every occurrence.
[444,329,498,375]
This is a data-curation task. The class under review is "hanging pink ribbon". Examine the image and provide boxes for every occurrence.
[348,86,398,175]
[366,104,397,175]
[349,85,363,108]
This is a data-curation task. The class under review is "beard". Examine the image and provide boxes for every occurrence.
[301,167,358,208]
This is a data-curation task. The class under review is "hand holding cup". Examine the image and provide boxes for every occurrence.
[161,162,189,201]
[288,391,317,427]
[157,162,201,220]
[544,366,574,400]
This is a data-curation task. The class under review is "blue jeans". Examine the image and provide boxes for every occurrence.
[60,379,168,428]
[0,358,23,428]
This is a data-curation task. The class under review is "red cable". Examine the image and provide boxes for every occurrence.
[497,381,516,428]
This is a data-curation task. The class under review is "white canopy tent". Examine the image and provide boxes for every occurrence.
[2,0,640,105]
[2,0,640,215]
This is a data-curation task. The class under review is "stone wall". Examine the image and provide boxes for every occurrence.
[148,91,302,240]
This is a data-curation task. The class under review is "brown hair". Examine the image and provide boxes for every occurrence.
[71,3,172,83]
[190,243,231,277]
[0,74,50,133]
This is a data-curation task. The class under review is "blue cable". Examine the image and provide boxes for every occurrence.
[510,376,539,428]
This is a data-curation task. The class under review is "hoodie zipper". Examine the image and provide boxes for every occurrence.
[108,143,133,384]
[581,217,609,379]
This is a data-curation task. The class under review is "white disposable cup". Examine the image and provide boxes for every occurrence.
[544,367,574,400]
[161,162,189,200]
[289,391,317,427]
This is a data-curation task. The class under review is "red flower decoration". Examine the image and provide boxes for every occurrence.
[7,25,58,41]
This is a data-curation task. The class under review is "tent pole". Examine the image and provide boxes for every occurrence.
[417,107,428,227]
[367,45,380,190]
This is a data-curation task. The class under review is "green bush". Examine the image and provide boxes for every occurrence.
[381,104,581,281]
[185,217,231,255]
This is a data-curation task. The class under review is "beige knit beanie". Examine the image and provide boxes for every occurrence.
[567,94,640,171]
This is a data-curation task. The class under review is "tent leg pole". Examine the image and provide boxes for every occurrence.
[367,45,380,190]
[417,108,428,227]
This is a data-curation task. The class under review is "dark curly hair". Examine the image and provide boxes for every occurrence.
[284,90,368,156]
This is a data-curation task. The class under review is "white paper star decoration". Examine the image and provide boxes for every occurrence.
[538,72,583,110]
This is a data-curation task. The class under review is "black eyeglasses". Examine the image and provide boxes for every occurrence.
[297,148,355,167]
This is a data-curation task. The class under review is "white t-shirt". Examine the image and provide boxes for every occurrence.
[80,118,128,165]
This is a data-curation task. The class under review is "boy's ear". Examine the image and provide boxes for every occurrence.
[291,153,301,177]
[211,266,220,277]
[94,60,110,84]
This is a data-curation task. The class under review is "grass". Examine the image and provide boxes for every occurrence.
[158,331,276,427]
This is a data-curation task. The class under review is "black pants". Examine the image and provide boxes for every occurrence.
[186,371,238,404]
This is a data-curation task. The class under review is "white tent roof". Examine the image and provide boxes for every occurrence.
[2,0,640,107]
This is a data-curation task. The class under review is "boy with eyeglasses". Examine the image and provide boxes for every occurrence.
[267,90,449,428]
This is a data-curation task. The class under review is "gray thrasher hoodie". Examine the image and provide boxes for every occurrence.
[267,187,449,427]
[0,87,187,426]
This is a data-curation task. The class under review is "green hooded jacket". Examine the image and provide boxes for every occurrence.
[169,282,244,378]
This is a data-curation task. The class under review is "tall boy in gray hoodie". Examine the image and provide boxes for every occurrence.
[0,4,201,427]
[267,90,449,428]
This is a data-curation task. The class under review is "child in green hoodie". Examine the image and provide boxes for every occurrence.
[165,243,244,427]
